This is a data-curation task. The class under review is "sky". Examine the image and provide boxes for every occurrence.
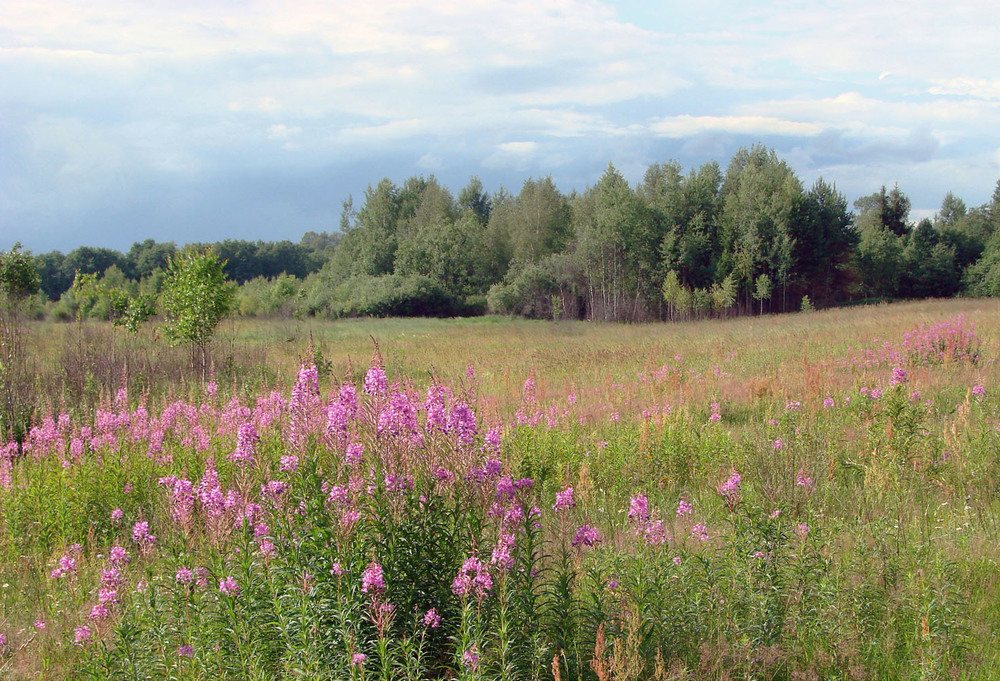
[2,0,999,254]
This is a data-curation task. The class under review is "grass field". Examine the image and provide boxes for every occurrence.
[2,298,1000,680]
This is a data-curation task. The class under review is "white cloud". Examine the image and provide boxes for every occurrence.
[649,115,826,139]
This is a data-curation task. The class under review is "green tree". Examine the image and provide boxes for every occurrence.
[159,248,235,378]
[0,243,40,446]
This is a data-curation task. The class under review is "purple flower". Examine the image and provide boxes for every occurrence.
[219,576,240,596]
[89,603,109,620]
[553,486,576,513]
[718,471,741,501]
[452,556,492,598]
[462,644,480,671]
[110,508,123,523]
[175,567,194,583]
[279,455,300,473]
[627,494,649,524]
[796,470,814,491]
[352,653,367,667]
[676,498,693,517]
[572,524,602,548]
[423,608,441,628]
[361,561,385,595]
[74,625,92,645]
[364,364,388,396]
[178,645,194,658]
[973,385,986,396]
[823,397,835,408]
[891,367,908,386]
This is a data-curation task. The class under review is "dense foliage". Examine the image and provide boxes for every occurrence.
[23,145,1000,322]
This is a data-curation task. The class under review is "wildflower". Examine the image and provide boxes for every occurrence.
[178,645,195,658]
[74,626,92,645]
[452,556,492,598]
[175,567,194,583]
[344,443,364,467]
[219,576,240,596]
[627,494,649,524]
[108,545,129,566]
[553,486,576,513]
[890,367,908,386]
[34,620,45,630]
[89,603,109,620]
[676,498,693,517]
[673,556,682,565]
[796,523,810,539]
[572,524,602,548]
[823,397,835,408]
[718,471,741,506]
[773,439,783,450]
[132,521,156,546]
[364,364,388,396]
[462,644,480,671]
[796,470,814,491]
[230,422,259,465]
[973,385,986,397]
[330,562,344,577]
[423,608,441,628]
[352,653,367,667]
[259,539,276,557]
[361,561,386,595]
[691,523,709,542]
[279,455,300,473]
[110,508,123,523]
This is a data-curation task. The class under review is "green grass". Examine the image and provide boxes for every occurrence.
[2,298,1000,680]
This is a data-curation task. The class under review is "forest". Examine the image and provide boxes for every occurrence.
[19,144,1000,323]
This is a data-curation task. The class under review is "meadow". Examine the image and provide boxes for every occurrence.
[2,298,1000,680]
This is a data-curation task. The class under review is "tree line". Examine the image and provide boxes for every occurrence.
[16,144,1000,322]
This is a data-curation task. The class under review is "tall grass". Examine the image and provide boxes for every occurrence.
[1,299,999,679]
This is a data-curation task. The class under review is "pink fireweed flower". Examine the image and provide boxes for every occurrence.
[796,470,814,491]
[363,364,388,396]
[553,486,576,513]
[452,556,492,599]
[330,562,344,577]
[178,645,194,658]
[110,508,123,523]
[279,455,300,473]
[823,397,835,408]
[572,524,602,548]
[89,603,109,621]
[627,494,649,524]
[132,521,156,546]
[490,533,516,570]
[773,439,783,450]
[462,644,480,670]
[691,523,709,542]
[218,576,240,596]
[973,385,986,396]
[352,653,367,667]
[718,471,741,509]
[361,561,386,595]
[258,539,276,557]
[74,625,92,645]
[423,608,441,628]
[108,545,129,566]
[344,443,364,467]
[796,524,810,539]
[676,498,693,517]
[175,567,194,583]
[890,367,908,386]
[230,422,259,466]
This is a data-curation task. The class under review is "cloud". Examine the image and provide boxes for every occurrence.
[2,0,1000,252]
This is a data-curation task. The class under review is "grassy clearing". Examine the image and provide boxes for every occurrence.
[2,299,1000,680]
